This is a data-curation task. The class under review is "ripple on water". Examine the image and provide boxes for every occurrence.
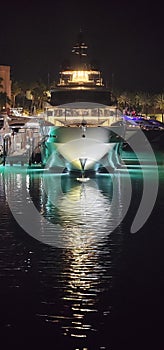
[1,166,162,349]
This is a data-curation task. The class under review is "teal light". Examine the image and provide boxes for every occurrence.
[0,164,45,175]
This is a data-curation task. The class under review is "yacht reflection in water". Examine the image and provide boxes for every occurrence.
[2,166,160,348]
[4,170,130,343]
[37,173,129,341]
[41,173,129,249]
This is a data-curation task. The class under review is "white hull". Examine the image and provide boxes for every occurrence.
[48,139,116,171]
[42,125,124,172]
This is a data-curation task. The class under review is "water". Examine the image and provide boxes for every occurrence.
[0,155,164,350]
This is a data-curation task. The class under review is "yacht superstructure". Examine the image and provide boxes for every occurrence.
[41,32,126,173]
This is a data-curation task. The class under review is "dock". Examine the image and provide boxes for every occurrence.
[0,115,43,167]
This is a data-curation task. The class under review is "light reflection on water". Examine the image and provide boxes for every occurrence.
[0,165,162,349]
[41,173,127,248]
[3,169,131,248]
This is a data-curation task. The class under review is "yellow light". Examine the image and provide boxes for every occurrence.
[59,70,102,86]
[72,71,89,83]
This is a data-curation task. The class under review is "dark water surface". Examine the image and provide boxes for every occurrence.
[0,155,164,350]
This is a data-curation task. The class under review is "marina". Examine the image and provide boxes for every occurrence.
[1,34,163,173]
[0,28,164,350]
[0,32,128,173]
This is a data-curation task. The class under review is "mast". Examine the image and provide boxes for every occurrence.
[72,30,88,58]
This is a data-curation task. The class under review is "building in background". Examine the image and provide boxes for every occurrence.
[0,65,11,99]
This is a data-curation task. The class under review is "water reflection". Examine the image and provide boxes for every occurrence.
[1,169,131,346]
[0,162,163,349]
[27,172,127,342]
[38,246,111,340]
[41,173,131,248]
[4,169,131,248]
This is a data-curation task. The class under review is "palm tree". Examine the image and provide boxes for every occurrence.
[117,91,131,112]
[154,93,164,122]
[134,92,152,116]
[0,92,10,111]
[30,80,48,113]
[11,80,22,107]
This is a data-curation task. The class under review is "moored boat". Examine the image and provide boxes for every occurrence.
[41,32,127,174]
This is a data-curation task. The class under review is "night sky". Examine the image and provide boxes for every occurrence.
[0,0,163,92]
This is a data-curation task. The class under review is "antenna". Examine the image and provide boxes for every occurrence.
[72,30,88,58]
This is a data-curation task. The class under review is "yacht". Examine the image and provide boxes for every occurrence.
[41,32,127,174]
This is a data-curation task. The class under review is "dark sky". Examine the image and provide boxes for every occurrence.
[0,0,163,92]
